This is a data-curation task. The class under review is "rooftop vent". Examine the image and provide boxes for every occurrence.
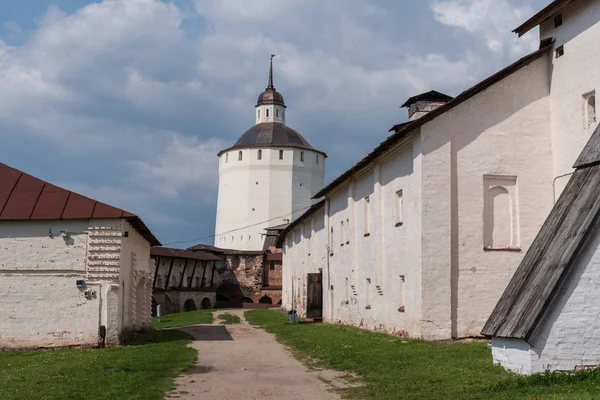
[401,90,454,121]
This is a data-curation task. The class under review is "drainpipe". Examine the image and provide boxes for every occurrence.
[552,171,575,203]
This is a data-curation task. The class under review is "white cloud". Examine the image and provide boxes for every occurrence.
[431,0,538,55]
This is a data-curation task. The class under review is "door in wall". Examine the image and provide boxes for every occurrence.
[306,272,323,319]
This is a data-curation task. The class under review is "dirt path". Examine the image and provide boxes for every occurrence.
[167,309,341,400]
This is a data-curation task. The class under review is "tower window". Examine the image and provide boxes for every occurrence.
[555,45,564,58]
[279,150,284,160]
[584,91,596,128]
[238,151,243,161]
[395,190,403,226]
[257,149,262,160]
[226,153,229,163]
[276,109,279,118]
[364,196,370,236]
[554,14,562,28]
[300,151,304,162]
[316,155,319,164]
[258,110,260,119]
[266,109,269,118]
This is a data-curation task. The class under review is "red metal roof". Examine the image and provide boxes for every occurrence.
[151,247,222,261]
[0,163,160,246]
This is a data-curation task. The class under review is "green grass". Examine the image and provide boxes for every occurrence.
[218,313,241,324]
[0,330,196,400]
[245,309,600,399]
[153,309,214,329]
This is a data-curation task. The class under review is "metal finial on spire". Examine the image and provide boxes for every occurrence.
[268,54,275,89]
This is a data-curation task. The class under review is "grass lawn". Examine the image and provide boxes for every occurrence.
[0,330,196,400]
[245,309,600,400]
[153,309,214,329]
[218,313,241,324]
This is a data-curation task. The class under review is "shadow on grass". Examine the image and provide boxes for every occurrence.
[177,325,234,341]
[127,329,194,346]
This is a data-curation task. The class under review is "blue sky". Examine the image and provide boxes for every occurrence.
[0,0,547,247]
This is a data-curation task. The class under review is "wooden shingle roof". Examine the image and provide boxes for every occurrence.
[482,123,600,340]
[0,163,160,246]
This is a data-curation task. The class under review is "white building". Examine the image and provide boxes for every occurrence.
[483,124,600,374]
[214,57,326,251]
[0,163,160,349]
[279,0,599,341]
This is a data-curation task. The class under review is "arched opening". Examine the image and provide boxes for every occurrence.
[279,150,284,160]
[184,299,197,312]
[217,294,231,302]
[195,276,200,287]
[266,109,269,118]
[259,295,272,304]
[277,299,282,305]
[225,153,229,162]
[151,297,158,317]
[201,297,212,309]
[240,297,254,303]
[300,151,304,162]
[257,149,262,160]
[238,151,243,161]
[276,108,279,118]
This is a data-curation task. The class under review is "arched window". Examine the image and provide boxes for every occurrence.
[195,277,200,287]
[279,150,284,160]
[276,109,279,118]
[266,109,269,118]
[483,176,519,249]
[584,92,596,128]
[300,151,304,162]
[225,153,229,163]
[316,155,319,164]
[238,151,243,161]
[258,110,260,119]
[257,149,262,160]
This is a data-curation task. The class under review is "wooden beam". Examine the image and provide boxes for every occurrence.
[200,261,207,288]
[152,256,161,288]
[179,258,189,288]
[210,261,216,288]
[189,259,199,288]
[164,257,175,289]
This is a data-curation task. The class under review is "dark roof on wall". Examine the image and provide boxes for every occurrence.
[401,90,454,108]
[482,123,600,341]
[262,223,289,251]
[218,123,327,157]
[0,163,161,246]
[276,200,325,247]
[151,246,222,261]
[513,0,575,37]
[187,243,263,256]
[312,44,552,199]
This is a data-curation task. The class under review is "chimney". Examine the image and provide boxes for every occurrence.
[401,90,454,121]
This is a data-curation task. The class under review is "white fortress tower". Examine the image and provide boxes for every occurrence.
[214,57,326,251]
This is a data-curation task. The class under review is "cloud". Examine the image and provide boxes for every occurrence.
[431,0,538,55]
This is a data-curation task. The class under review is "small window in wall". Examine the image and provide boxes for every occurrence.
[300,151,304,162]
[366,278,372,310]
[340,221,344,246]
[238,151,243,161]
[584,91,596,128]
[346,218,350,244]
[555,45,564,58]
[345,277,349,305]
[329,227,334,255]
[266,109,269,118]
[483,175,519,250]
[225,153,229,163]
[258,110,260,119]
[195,277,200,287]
[395,190,403,227]
[316,155,319,164]
[364,196,370,236]
[276,109,279,118]
[257,149,262,160]
[398,275,405,312]
[279,150,284,160]
[554,14,563,28]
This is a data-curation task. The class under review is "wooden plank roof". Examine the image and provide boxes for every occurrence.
[151,246,222,261]
[482,123,600,340]
[0,162,160,246]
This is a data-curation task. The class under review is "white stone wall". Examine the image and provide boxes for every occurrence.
[491,338,534,374]
[215,146,324,251]
[540,0,600,196]
[256,104,286,124]
[0,218,153,349]
[419,54,554,338]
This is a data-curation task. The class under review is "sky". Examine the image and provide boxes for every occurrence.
[0,0,548,248]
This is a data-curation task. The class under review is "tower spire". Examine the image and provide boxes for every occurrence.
[267,54,275,89]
